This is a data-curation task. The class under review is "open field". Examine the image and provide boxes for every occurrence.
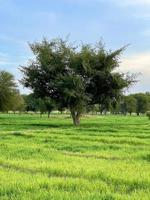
[0,114,150,200]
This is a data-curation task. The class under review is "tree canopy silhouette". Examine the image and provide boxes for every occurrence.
[21,38,135,125]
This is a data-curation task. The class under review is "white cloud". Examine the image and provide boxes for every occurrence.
[120,52,150,93]
[110,0,150,6]
[85,0,150,6]
[121,52,150,70]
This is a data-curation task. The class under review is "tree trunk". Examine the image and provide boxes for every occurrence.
[48,111,50,118]
[71,111,80,126]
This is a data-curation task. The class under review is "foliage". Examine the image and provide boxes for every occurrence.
[132,93,149,115]
[22,94,55,117]
[11,90,25,113]
[110,93,150,116]
[146,111,150,120]
[125,95,137,115]
[21,38,134,125]
[38,97,55,118]
[0,70,17,112]
[120,95,137,115]
[22,94,39,112]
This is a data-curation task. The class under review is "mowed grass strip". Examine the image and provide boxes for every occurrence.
[0,114,150,200]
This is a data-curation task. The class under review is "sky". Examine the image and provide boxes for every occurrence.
[0,0,150,94]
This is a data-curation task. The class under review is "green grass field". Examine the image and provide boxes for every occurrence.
[0,114,150,200]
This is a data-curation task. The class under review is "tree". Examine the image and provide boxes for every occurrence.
[38,98,55,118]
[146,111,150,120]
[38,98,47,117]
[44,98,55,118]
[86,104,99,115]
[21,38,134,125]
[23,93,39,112]
[122,95,136,115]
[126,96,136,115]
[11,90,25,113]
[120,99,127,115]
[145,92,150,111]
[133,93,148,115]
[0,70,17,112]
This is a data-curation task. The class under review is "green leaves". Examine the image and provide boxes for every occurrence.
[0,71,17,112]
[21,38,134,125]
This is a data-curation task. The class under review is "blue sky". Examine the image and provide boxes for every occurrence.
[0,0,150,94]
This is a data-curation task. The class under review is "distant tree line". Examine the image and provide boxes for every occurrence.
[113,93,150,116]
[0,70,149,118]
[86,92,150,116]
[22,93,55,118]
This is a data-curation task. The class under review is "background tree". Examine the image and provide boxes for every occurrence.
[120,95,136,115]
[23,93,39,113]
[0,70,17,112]
[145,92,150,111]
[146,111,150,120]
[38,98,55,118]
[44,98,55,118]
[124,95,136,115]
[120,99,127,115]
[11,90,25,113]
[133,93,148,115]
[38,98,47,117]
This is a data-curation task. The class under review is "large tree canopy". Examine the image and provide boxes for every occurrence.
[21,38,134,125]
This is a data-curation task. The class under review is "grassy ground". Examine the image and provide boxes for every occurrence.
[0,114,150,200]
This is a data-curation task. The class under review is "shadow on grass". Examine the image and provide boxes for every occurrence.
[11,132,34,138]
[0,123,73,131]
[0,122,125,132]
[142,154,150,162]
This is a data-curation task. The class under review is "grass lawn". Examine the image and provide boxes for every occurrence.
[0,114,150,200]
